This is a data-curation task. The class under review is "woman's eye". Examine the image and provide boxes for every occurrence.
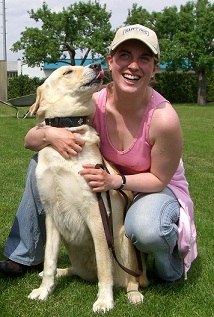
[120,52,130,59]
[140,55,151,62]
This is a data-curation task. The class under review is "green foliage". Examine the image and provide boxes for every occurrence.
[153,71,214,103]
[125,0,214,104]
[11,1,113,67]
[126,3,152,26]
[160,0,214,72]
[0,103,214,316]
[153,72,198,103]
[8,75,45,99]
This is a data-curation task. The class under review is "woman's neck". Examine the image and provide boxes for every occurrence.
[108,85,152,114]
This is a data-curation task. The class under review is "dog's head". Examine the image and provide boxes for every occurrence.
[30,63,104,119]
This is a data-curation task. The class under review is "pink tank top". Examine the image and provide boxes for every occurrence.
[93,87,166,174]
[93,87,197,277]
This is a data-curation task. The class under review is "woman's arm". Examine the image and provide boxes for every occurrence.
[79,103,183,193]
[24,125,85,159]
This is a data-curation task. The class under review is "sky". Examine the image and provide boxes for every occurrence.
[1,0,213,61]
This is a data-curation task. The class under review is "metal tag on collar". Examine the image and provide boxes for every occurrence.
[78,117,84,125]
[47,118,52,126]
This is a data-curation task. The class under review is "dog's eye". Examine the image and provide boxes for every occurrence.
[63,70,73,75]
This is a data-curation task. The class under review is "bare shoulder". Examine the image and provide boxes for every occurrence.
[154,101,180,126]
[149,101,183,144]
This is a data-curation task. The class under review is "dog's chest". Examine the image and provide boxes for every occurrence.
[53,205,94,244]
[36,145,102,244]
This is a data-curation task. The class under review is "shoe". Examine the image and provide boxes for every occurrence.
[154,276,181,286]
[0,259,43,277]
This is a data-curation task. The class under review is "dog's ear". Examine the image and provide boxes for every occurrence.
[29,85,45,119]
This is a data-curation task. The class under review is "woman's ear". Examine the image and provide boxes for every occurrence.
[152,62,159,76]
[107,55,113,71]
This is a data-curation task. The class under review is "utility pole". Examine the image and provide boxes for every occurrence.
[0,0,7,101]
[2,0,6,60]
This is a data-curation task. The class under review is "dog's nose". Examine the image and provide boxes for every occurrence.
[89,63,101,71]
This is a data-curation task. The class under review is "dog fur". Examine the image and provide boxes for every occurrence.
[27,64,148,312]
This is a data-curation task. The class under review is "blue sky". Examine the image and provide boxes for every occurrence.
[1,0,213,61]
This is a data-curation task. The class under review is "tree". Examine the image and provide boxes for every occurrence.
[11,1,113,67]
[8,75,45,99]
[125,0,214,105]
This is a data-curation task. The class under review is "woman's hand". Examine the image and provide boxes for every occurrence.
[25,126,85,159]
[79,164,120,192]
[45,127,85,159]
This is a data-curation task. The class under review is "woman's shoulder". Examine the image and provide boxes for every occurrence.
[151,89,178,119]
[154,102,180,129]
[94,86,107,97]
[150,92,182,141]
[152,89,168,104]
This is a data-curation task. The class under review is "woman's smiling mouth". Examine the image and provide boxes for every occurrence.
[123,73,140,81]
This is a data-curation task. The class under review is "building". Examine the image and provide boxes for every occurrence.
[7,61,18,78]
[8,59,108,80]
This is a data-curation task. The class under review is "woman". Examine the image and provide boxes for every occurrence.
[0,24,197,281]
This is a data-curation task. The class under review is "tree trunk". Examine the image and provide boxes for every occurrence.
[81,48,90,65]
[197,69,206,105]
[66,44,76,66]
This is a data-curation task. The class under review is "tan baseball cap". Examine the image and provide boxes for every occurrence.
[110,24,160,59]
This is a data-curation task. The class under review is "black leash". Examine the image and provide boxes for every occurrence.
[95,163,143,277]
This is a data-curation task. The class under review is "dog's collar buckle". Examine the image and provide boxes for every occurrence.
[45,116,89,128]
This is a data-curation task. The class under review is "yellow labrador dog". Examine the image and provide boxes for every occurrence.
[28,63,148,312]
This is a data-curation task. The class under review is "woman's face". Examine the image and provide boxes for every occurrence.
[108,39,158,94]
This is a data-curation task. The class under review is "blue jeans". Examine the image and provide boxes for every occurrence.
[124,189,183,281]
[4,155,183,281]
[4,155,46,266]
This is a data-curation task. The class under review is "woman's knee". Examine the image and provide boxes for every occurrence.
[124,211,163,252]
[124,188,180,253]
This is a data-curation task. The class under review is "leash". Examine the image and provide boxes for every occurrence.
[95,163,143,278]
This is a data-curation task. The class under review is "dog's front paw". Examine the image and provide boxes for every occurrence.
[127,290,144,304]
[28,285,54,301]
[93,298,114,313]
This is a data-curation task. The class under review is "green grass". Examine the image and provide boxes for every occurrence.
[0,103,214,317]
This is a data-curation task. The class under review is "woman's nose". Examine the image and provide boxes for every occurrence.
[128,59,140,70]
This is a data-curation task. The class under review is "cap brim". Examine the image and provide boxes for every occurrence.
[110,37,159,58]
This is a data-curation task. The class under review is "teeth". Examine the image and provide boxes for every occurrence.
[123,74,140,80]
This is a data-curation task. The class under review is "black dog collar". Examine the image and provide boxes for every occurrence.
[45,116,89,128]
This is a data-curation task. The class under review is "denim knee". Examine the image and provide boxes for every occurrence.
[124,188,180,254]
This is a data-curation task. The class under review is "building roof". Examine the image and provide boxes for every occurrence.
[44,58,107,70]
[7,61,18,72]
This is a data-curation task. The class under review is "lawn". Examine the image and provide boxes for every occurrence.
[0,103,213,317]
